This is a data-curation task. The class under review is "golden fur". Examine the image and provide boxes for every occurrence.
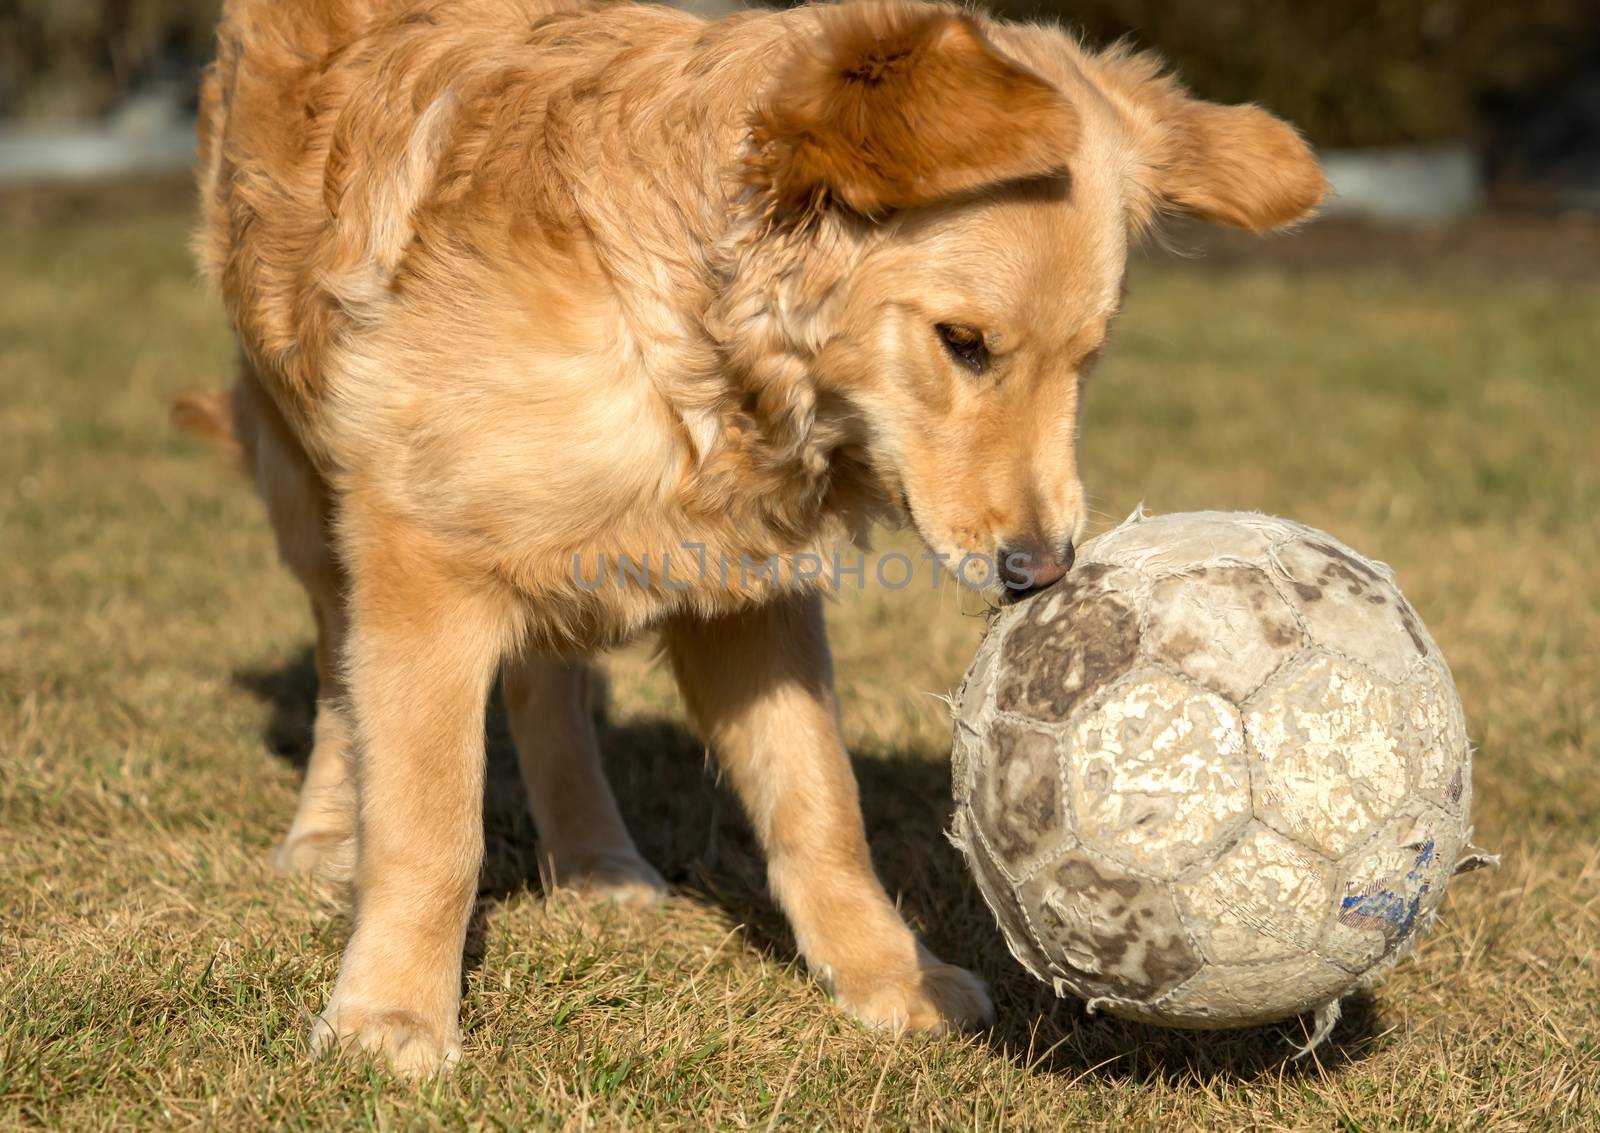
[181,0,1324,1073]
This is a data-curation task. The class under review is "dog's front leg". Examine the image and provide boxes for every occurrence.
[664,591,992,1034]
[311,510,512,1076]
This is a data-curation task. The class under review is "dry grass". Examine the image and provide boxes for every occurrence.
[1,203,1597,1131]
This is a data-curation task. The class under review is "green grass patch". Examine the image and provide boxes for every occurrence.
[2,211,1597,1130]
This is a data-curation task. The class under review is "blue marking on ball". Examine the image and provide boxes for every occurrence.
[1338,839,1436,944]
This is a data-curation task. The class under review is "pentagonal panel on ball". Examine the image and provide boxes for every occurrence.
[1246,652,1410,858]
[1273,536,1433,683]
[1016,846,1202,1001]
[969,717,1068,874]
[1176,822,1335,965]
[1320,803,1466,974]
[1144,564,1304,701]
[1066,668,1252,879]
[995,565,1141,722]
[1153,954,1353,1028]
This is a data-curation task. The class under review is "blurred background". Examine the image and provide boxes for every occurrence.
[2,0,1598,215]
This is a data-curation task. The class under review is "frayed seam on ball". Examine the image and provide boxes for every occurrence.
[945,813,970,854]
[1290,996,1344,1060]
[1082,992,1150,1017]
[1454,840,1500,875]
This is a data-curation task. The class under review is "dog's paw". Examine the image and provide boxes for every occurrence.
[309,999,461,1077]
[831,957,994,1036]
[270,829,353,880]
[543,849,668,909]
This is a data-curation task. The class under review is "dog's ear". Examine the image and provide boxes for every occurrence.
[1155,99,1326,232]
[750,2,1078,217]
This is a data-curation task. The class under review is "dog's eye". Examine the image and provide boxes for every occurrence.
[936,323,989,374]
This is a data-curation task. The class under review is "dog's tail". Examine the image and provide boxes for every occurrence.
[171,388,245,465]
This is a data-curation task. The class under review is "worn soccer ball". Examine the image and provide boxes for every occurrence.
[950,510,1494,1044]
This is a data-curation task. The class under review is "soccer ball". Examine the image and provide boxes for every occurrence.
[949,510,1495,1046]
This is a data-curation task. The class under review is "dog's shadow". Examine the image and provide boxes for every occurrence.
[234,649,1384,1083]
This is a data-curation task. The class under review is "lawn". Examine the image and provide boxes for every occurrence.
[1,200,1596,1130]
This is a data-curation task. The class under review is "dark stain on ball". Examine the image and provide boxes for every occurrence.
[1229,568,1302,649]
[1263,617,1301,648]
[1072,562,1114,585]
[1161,629,1204,661]
[1027,852,1202,997]
[1308,540,1382,582]
[975,720,1062,864]
[1304,541,1381,598]
[1292,581,1322,602]
[997,585,1139,721]
[1396,599,1429,655]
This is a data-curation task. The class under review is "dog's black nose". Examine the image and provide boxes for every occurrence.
[999,540,1075,602]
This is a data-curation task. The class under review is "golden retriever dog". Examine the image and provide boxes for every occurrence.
[180,0,1323,1074]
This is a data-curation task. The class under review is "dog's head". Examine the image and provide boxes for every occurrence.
[730,1,1324,598]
